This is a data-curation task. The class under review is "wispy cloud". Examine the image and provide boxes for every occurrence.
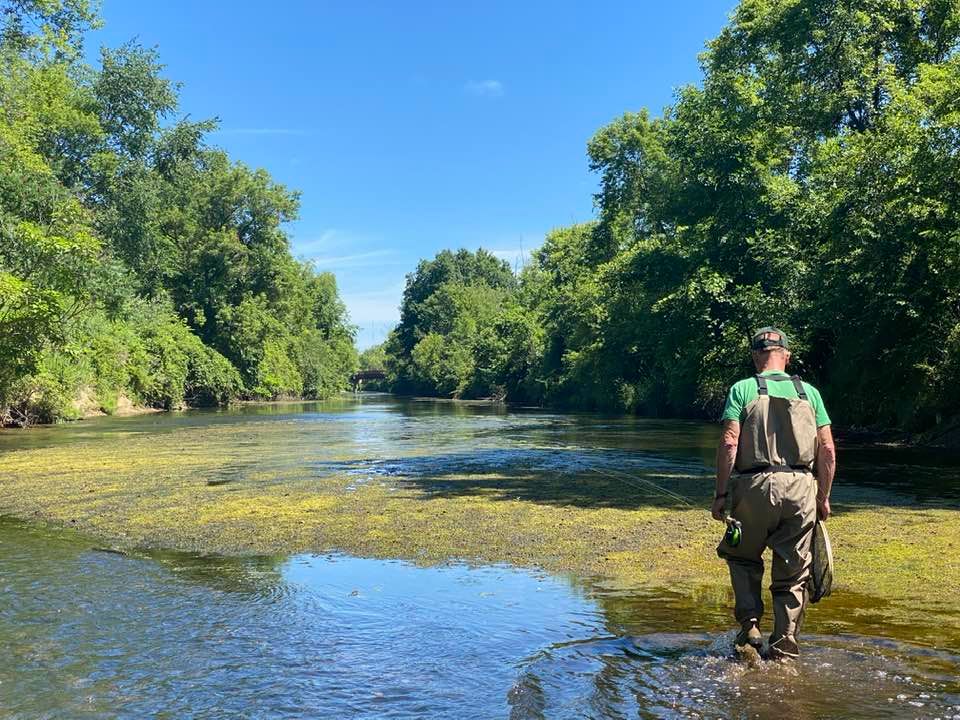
[292,229,342,254]
[309,249,399,270]
[343,284,404,318]
[481,232,545,271]
[464,79,504,97]
[213,128,309,136]
[290,228,368,260]
[491,248,528,266]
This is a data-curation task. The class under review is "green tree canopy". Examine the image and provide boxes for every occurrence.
[383,0,960,435]
[0,0,357,424]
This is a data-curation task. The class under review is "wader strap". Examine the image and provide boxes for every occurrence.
[756,375,768,395]
[790,375,808,400]
[754,373,808,400]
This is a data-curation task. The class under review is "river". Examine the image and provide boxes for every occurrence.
[1,395,958,719]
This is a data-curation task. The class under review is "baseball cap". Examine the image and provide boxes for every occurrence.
[750,326,789,351]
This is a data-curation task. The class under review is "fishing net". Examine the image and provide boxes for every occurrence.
[809,520,833,603]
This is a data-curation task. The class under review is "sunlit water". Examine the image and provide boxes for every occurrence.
[2,395,959,718]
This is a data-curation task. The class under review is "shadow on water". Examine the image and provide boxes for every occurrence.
[836,443,960,503]
[0,516,288,596]
[317,441,957,514]
[322,447,711,510]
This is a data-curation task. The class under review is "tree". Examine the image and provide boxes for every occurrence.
[1,0,100,59]
[387,248,519,398]
[0,3,357,422]
[383,0,960,434]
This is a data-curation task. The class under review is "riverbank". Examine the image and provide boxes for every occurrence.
[2,403,958,646]
[1,392,355,428]
[74,392,164,420]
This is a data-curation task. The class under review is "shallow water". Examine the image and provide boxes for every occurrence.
[511,633,960,719]
[2,395,959,718]
[0,518,603,718]
[2,519,958,720]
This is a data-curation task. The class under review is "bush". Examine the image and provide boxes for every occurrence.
[296,331,355,399]
[131,303,241,409]
[252,338,303,399]
[2,352,88,425]
[1,303,243,423]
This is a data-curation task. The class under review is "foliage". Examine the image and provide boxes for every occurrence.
[384,0,960,433]
[358,343,386,371]
[386,249,521,399]
[0,1,356,424]
[0,0,100,59]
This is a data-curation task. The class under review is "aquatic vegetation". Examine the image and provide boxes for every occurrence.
[2,411,958,646]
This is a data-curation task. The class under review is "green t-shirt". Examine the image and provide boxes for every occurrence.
[721,370,832,427]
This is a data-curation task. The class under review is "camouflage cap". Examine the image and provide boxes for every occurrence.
[750,326,789,351]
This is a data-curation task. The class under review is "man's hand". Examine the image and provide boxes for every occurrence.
[817,495,831,521]
[711,496,727,521]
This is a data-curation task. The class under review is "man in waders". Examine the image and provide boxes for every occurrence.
[711,327,837,660]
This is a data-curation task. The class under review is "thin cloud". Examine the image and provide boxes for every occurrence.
[309,249,399,270]
[492,248,526,265]
[482,232,545,271]
[342,284,404,347]
[293,229,342,254]
[343,295,401,324]
[213,128,309,136]
[464,79,504,97]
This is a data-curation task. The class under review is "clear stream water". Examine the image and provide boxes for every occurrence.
[1,395,959,719]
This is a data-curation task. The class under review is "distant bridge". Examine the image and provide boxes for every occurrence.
[350,368,386,391]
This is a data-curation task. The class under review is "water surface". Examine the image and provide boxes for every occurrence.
[2,518,958,719]
[2,395,959,718]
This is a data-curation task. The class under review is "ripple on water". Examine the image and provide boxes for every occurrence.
[1,517,959,719]
[508,632,960,720]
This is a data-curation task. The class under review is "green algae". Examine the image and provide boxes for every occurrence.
[2,409,959,643]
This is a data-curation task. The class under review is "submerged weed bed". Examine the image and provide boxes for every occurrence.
[2,411,958,640]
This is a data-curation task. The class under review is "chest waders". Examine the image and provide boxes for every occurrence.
[734,374,818,474]
[719,373,820,659]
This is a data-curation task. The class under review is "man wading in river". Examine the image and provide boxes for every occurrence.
[711,327,837,660]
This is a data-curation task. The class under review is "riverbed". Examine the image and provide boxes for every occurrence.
[2,395,959,718]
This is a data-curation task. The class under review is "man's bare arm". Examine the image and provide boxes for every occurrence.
[712,420,739,520]
[815,425,836,520]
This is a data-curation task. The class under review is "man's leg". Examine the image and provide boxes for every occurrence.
[768,471,817,658]
[717,473,775,647]
[727,558,764,647]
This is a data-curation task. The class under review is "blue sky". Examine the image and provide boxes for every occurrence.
[91,1,735,349]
